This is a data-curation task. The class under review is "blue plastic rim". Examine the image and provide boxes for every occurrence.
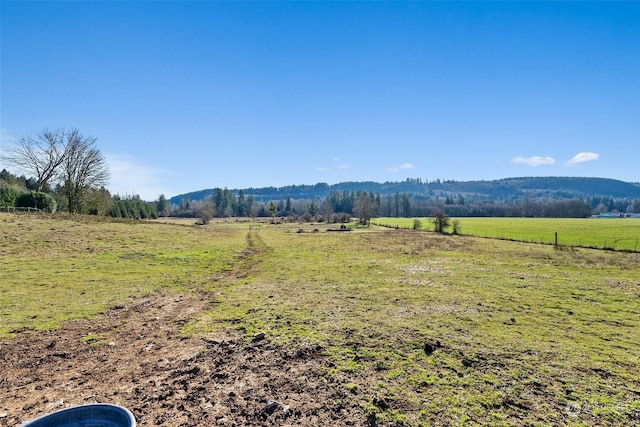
[22,403,136,427]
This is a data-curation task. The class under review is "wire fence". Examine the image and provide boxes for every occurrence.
[0,206,42,213]
[466,231,639,253]
[372,222,640,253]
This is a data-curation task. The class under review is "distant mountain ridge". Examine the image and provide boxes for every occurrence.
[170,177,640,204]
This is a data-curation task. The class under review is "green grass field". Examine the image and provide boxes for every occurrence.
[0,214,247,337]
[373,217,640,252]
[2,213,639,425]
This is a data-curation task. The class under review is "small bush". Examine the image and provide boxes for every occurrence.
[0,186,18,207]
[431,211,450,234]
[452,219,462,235]
[15,191,57,213]
[200,211,211,225]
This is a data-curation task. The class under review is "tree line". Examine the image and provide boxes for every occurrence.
[172,176,640,207]
[171,187,636,222]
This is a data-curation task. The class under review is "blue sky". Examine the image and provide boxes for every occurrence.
[1,1,639,200]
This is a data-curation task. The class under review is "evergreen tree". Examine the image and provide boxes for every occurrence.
[402,194,412,217]
[180,197,190,210]
[0,186,18,207]
[394,193,401,217]
[307,200,317,216]
[157,194,169,217]
[247,194,256,218]
[237,190,247,217]
[268,201,277,221]
[285,196,292,215]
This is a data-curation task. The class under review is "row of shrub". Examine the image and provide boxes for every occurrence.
[108,198,157,219]
[1,186,158,219]
[0,188,58,213]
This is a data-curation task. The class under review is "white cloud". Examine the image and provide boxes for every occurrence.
[105,153,175,201]
[387,162,416,172]
[565,152,599,166]
[316,159,349,172]
[510,156,555,166]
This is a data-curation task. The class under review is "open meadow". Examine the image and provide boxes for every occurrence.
[373,217,640,252]
[1,213,639,426]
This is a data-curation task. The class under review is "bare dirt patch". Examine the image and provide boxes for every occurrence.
[0,292,367,426]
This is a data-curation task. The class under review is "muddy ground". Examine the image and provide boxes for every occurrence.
[0,292,369,426]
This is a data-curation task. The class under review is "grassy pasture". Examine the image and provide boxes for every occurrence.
[2,213,640,425]
[190,223,640,425]
[0,214,247,338]
[373,217,640,252]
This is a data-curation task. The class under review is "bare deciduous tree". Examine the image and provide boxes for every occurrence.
[61,131,110,213]
[354,193,373,225]
[1,129,70,191]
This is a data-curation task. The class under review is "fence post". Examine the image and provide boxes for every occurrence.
[554,232,558,246]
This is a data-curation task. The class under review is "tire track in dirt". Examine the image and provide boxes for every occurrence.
[0,231,368,426]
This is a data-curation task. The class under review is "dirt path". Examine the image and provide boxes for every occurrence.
[0,292,367,426]
[1,232,368,426]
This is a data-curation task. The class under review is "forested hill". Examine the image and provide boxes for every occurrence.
[170,177,640,204]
